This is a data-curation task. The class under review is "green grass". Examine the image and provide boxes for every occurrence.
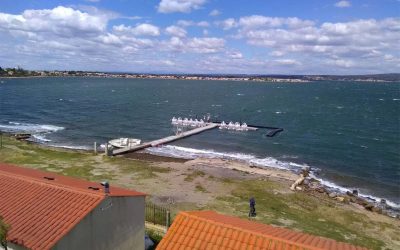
[195,183,208,193]
[206,179,385,249]
[184,170,206,182]
[117,158,171,179]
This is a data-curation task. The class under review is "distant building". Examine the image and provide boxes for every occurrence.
[157,210,367,250]
[0,163,146,250]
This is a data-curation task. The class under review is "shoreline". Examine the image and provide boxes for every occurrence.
[1,134,399,248]
[2,132,400,217]
[1,75,397,83]
[126,149,400,217]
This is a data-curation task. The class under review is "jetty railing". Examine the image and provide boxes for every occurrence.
[145,201,171,228]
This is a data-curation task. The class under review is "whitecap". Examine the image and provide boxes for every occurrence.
[32,134,51,142]
[237,93,244,96]
[309,173,400,209]
[0,122,64,133]
[393,98,399,101]
[49,144,91,150]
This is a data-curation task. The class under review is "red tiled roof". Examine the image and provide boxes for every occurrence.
[157,211,368,250]
[0,163,145,250]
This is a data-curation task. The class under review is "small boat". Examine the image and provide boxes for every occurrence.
[109,138,141,148]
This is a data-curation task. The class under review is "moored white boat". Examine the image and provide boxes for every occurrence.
[109,138,141,148]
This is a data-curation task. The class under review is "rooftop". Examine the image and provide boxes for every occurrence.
[0,163,145,250]
[157,210,368,250]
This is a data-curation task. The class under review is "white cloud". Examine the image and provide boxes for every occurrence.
[0,6,108,37]
[238,15,314,29]
[335,1,351,8]
[157,0,207,13]
[176,20,209,27]
[113,23,160,36]
[227,51,243,59]
[231,15,400,72]
[165,25,187,37]
[275,59,301,66]
[209,9,220,16]
[197,21,209,27]
[220,18,236,30]
[0,6,398,74]
[162,36,225,53]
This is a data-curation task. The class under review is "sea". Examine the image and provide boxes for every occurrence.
[0,77,399,208]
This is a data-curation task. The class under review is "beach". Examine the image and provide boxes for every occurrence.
[1,135,399,249]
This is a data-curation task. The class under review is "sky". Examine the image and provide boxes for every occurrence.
[0,0,399,74]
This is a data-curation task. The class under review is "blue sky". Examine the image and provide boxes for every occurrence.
[0,0,399,74]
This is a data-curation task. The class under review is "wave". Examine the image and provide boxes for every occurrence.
[146,145,311,171]
[0,121,64,133]
[49,144,91,150]
[32,134,52,142]
[0,121,65,143]
[146,145,400,209]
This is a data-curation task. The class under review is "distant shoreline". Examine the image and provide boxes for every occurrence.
[1,74,398,83]
[1,68,399,82]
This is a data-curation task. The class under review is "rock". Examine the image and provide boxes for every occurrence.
[343,196,350,204]
[335,196,345,202]
[352,189,359,196]
[346,191,354,197]
[371,207,383,214]
[349,197,357,203]
[296,186,302,191]
[380,199,386,205]
[309,178,320,183]
[364,203,374,211]
[315,187,327,193]
[329,192,337,198]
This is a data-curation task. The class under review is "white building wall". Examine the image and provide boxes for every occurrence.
[53,196,145,250]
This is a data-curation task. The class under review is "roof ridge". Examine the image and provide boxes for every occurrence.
[180,211,337,250]
[0,169,105,197]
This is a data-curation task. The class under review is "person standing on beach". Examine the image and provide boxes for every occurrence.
[249,197,256,217]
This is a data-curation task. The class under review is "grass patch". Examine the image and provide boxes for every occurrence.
[184,170,206,182]
[195,183,208,193]
[206,179,385,249]
[118,159,171,179]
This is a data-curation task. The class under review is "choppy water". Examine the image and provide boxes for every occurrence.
[0,77,399,206]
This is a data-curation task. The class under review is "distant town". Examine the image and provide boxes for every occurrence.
[1,66,399,82]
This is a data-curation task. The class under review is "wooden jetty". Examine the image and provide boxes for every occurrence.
[110,121,282,156]
[112,123,219,156]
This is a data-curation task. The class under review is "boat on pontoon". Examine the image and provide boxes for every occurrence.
[109,138,141,148]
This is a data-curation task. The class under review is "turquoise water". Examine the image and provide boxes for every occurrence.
[0,77,399,205]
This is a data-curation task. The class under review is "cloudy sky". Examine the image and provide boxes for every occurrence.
[1,0,399,74]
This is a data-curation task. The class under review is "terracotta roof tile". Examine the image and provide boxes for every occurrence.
[0,163,145,250]
[157,210,368,250]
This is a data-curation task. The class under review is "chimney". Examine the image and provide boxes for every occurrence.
[101,181,110,194]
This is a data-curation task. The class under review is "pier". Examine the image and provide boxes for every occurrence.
[112,123,219,156]
[111,120,282,156]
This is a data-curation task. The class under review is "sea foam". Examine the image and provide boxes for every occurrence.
[0,121,65,143]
